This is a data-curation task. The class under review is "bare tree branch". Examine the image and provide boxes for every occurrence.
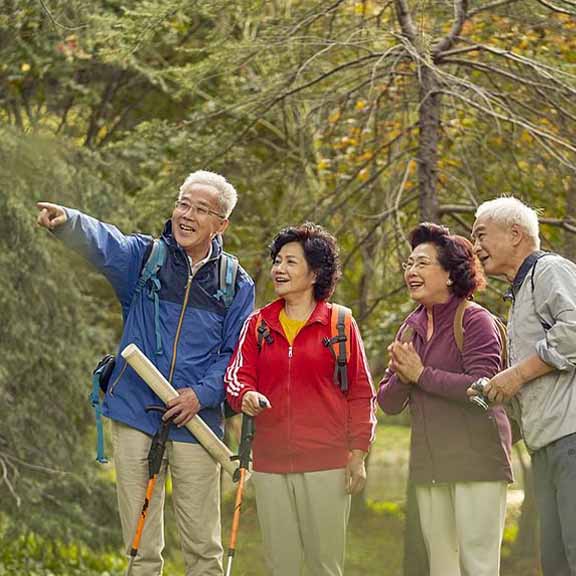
[439,205,576,233]
[535,0,576,13]
[437,44,484,59]
[464,42,576,88]
[445,90,576,164]
[358,283,407,323]
[37,0,88,30]
[468,0,524,16]
[434,0,469,55]
[394,0,417,41]
[443,57,567,94]
[341,188,418,270]
[204,52,387,163]
[317,144,418,221]
[0,455,21,507]
[286,0,349,37]
[0,451,72,475]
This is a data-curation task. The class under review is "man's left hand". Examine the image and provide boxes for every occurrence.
[164,388,201,426]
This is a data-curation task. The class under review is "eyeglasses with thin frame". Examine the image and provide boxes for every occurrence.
[401,259,438,272]
[174,200,225,220]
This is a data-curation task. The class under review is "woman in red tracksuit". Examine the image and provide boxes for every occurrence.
[225,222,376,576]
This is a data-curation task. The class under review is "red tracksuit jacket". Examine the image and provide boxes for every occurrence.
[225,299,376,473]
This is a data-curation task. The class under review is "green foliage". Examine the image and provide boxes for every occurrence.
[0,127,119,544]
[365,498,404,519]
[0,2,573,569]
[0,513,123,576]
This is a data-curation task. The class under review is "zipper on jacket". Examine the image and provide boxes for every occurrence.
[109,360,128,396]
[267,319,316,473]
[112,251,204,396]
[287,341,294,472]
[168,260,194,383]
[413,315,437,482]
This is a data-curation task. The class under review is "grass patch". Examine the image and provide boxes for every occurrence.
[1,424,538,575]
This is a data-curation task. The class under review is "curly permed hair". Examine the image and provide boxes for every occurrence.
[409,222,486,298]
[269,222,342,301]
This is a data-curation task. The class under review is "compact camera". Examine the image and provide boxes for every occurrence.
[469,377,491,410]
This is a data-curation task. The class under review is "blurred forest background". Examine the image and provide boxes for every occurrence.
[1,0,575,574]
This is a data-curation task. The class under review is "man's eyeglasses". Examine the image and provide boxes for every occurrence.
[174,200,225,220]
[401,260,438,272]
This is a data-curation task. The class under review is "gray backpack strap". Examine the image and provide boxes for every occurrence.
[217,252,239,308]
[530,252,555,331]
[530,252,554,294]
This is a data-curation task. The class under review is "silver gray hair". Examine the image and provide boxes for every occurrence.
[178,170,238,218]
[475,196,540,248]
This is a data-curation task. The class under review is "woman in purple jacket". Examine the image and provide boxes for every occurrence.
[378,223,512,576]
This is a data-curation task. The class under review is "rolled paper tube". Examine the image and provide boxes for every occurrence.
[121,343,238,478]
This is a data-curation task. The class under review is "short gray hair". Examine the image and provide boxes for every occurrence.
[178,170,238,218]
[475,196,540,248]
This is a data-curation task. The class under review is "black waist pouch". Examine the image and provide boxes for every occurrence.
[93,354,116,393]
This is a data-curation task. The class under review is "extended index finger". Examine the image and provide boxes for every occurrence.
[36,201,55,210]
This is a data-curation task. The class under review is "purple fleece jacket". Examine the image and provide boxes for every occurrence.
[378,295,513,484]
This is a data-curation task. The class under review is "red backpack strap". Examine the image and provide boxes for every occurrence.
[255,313,273,352]
[324,304,352,393]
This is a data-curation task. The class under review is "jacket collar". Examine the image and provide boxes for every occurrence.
[504,250,547,301]
[405,294,463,339]
[161,219,224,260]
[261,298,329,333]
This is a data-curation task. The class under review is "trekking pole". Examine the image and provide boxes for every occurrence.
[225,401,265,576]
[125,405,173,576]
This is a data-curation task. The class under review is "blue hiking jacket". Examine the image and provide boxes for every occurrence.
[55,209,255,442]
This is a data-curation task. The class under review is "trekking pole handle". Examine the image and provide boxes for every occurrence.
[238,397,267,462]
[232,398,266,480]
[144,404,176,478]
[240,415,255,449]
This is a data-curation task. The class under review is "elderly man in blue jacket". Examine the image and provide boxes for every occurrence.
[37,171,255,576]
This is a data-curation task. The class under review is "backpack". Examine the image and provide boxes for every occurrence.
[453,300,508,368]
[254,303,353,393]
[398,300,507,366]
[90,239,239,463]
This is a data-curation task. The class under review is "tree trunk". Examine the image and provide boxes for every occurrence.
[403,482,429,576]
[512,444,539,568]
[403,68,442,573]
[351,235,378,513]
[418,67,441,223]
[564,173,576,261]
